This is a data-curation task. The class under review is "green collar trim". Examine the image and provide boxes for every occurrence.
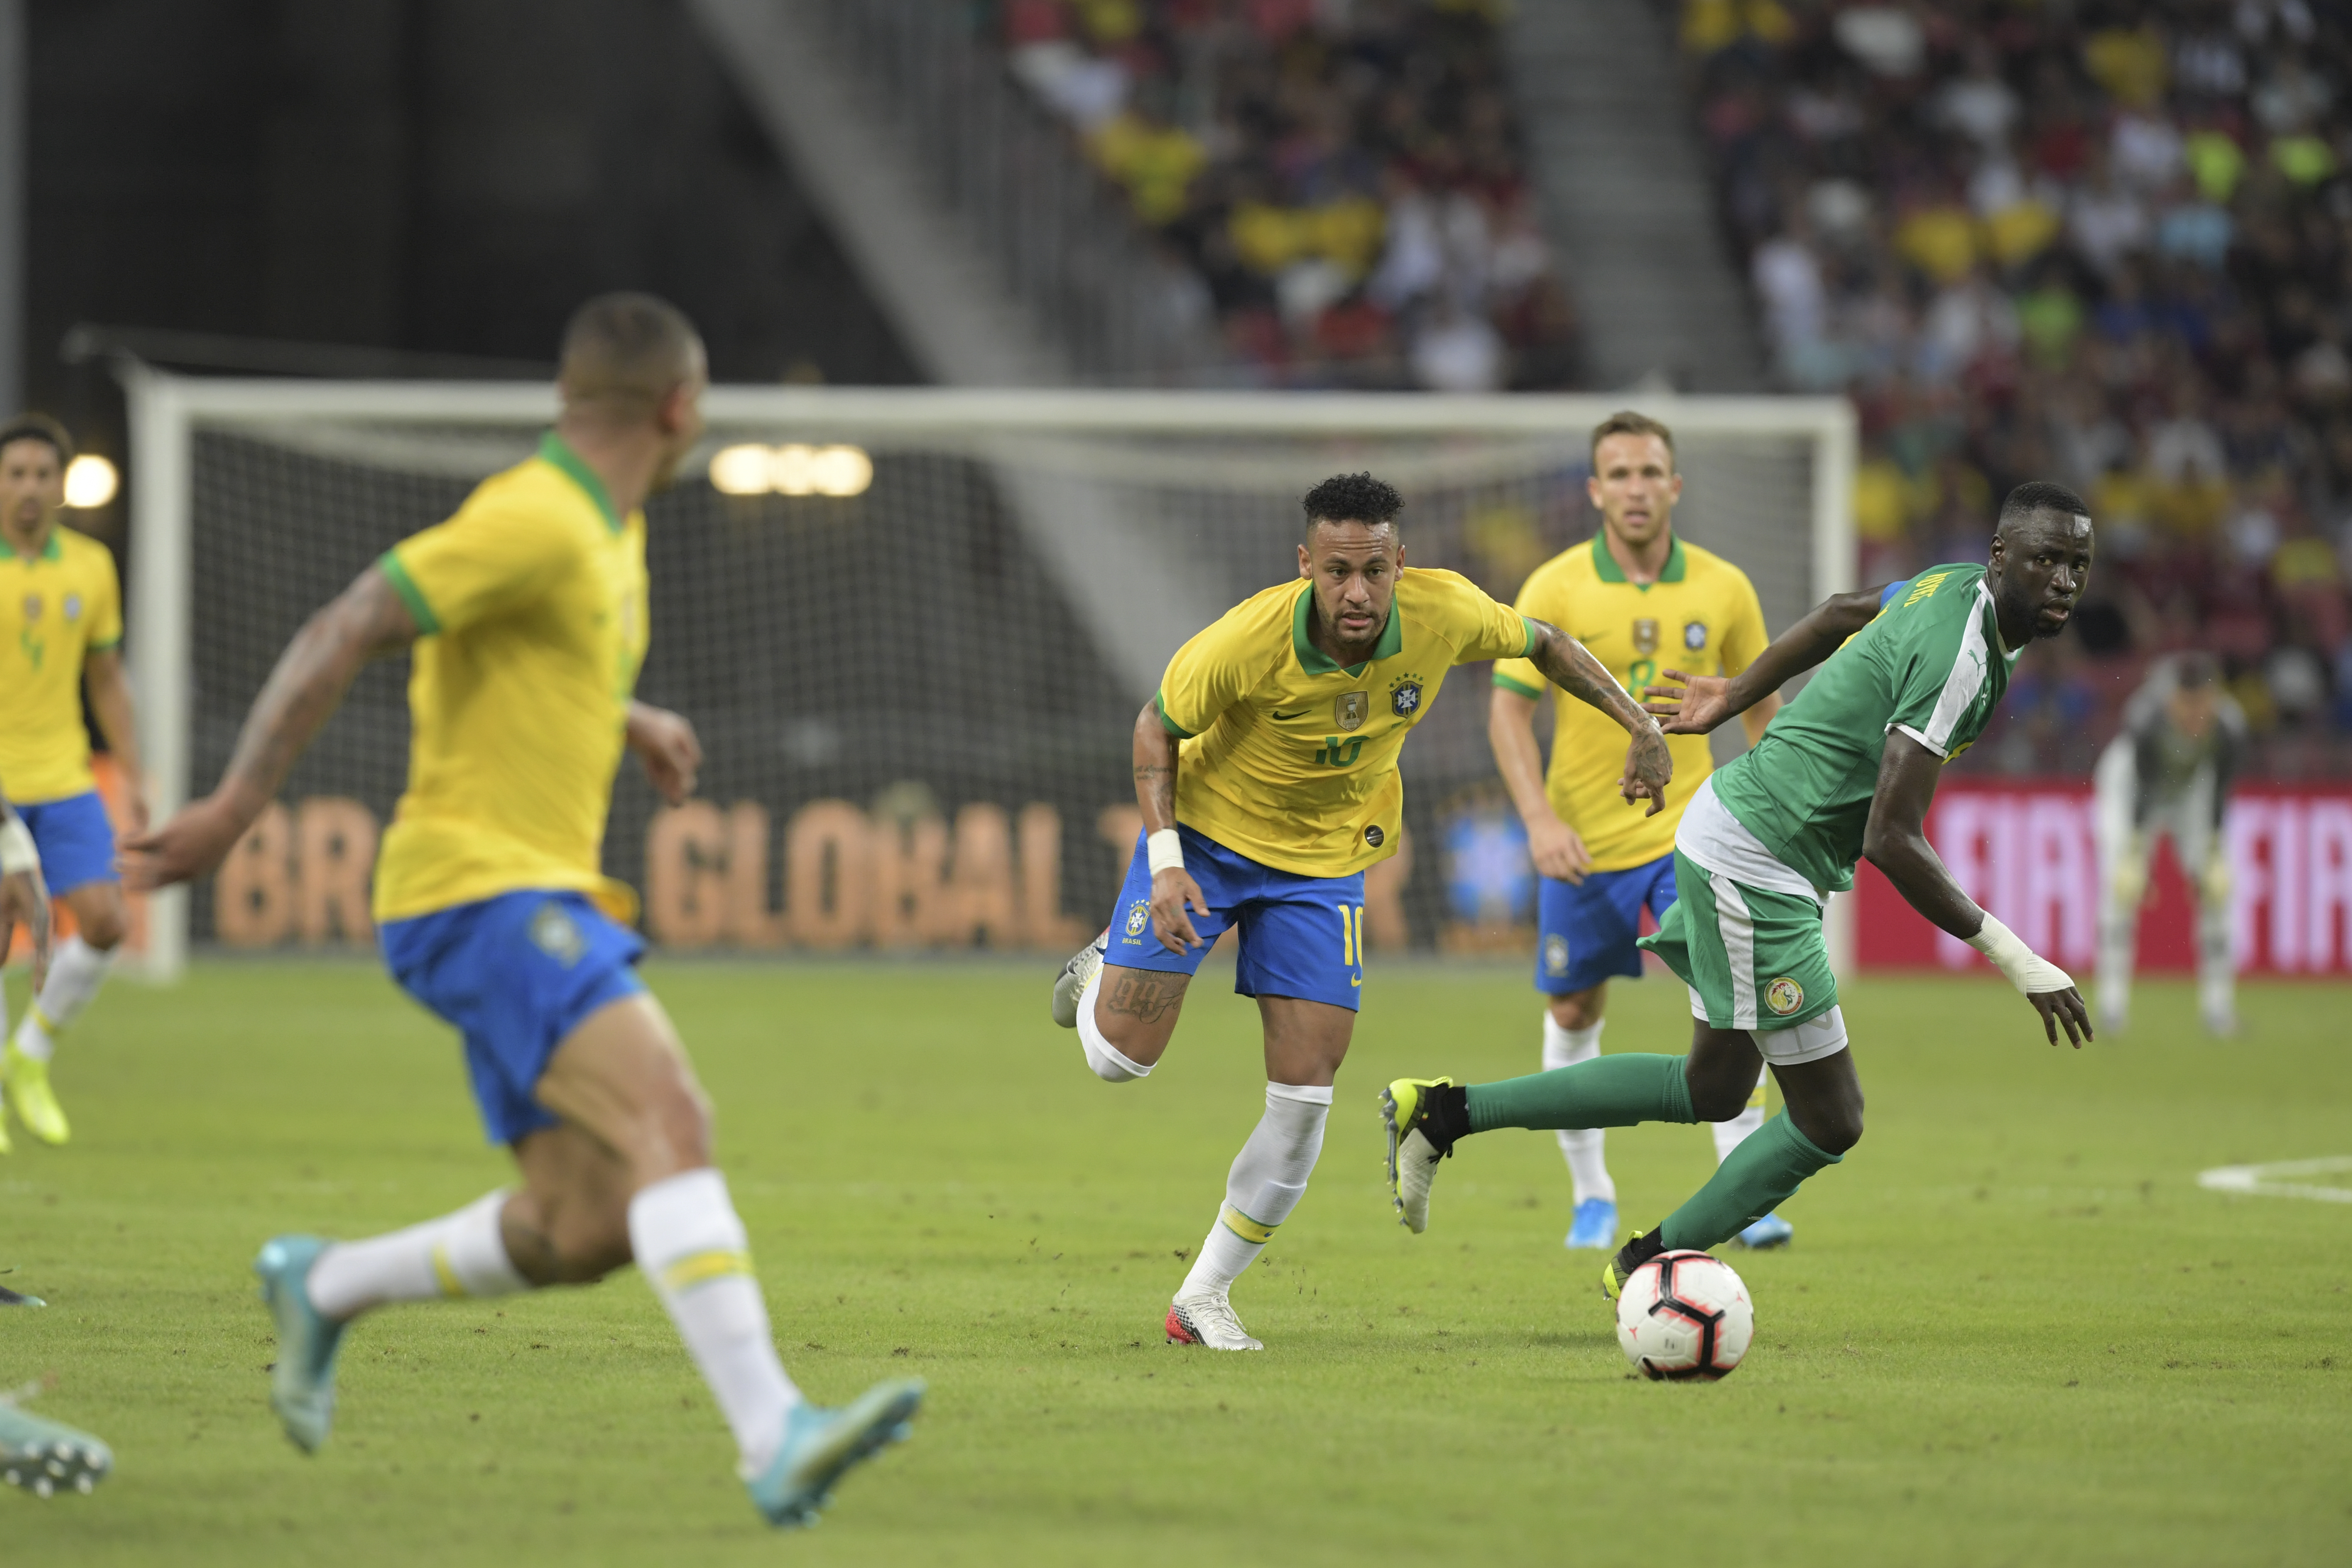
[1291,581,1405,676]
[1590,532,1684,589]
[0,529,63,561]
[538,431,623,534]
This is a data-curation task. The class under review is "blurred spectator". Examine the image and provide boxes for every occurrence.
[998,0,1578,388]
[1672,0,2352,776]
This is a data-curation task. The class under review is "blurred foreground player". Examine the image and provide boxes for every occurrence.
[2094,652,2244,1037]
[1383,485,2098,1299]
[1050,472,1674,1349]
[1489,412,1788,1252]
[0,414,144,1152]
[127,294,919,1527]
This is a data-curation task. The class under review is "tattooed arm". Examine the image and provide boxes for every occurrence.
[1524,618,1676,817]
[1132,700,1208,952]
[126,565,419,888]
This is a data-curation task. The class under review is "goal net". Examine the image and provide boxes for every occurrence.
[124,376,1853,979]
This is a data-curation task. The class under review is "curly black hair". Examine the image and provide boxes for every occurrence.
[1301,472,1404,540]
[1999,479,2090,525]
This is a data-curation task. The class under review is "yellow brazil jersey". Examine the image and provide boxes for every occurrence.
[1491,533,1767,873]
[0,525,123,803]
[370,433,649,924]
[1157,567,1534,877]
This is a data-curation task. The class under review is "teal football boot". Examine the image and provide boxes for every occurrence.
[253,1235,347,1453]
[746,1378,924,1528]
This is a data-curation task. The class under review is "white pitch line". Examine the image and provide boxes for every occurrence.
[2197,1156,2352,1204]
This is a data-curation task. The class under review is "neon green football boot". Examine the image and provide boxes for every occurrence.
[1379,1076,1457,1234]
[2,1044,69,1146]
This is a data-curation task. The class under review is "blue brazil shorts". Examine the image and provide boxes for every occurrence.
[378,889,646,1145]
[13,791,118,895]
[1534,851,1679,996]
[1106,824,1368,1011]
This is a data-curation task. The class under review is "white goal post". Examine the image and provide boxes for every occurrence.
[122,368,1855,982]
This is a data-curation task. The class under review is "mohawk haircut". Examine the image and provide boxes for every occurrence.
[1998,479,2090,526]
[1301,472,1404,541]
[558,292,701,415]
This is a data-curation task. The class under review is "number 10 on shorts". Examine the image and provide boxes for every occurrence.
[1338,903,1366,985]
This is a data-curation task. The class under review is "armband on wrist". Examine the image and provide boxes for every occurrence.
[1146,829,1185,877]
[0,818,37,877]
[1965,912,2075,995]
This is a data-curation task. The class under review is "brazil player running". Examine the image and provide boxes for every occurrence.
[1488,412,1789,1253]
[0,414,144,1153]
[1050,473,1674,1349]
[127,295,919,1526]
[1383,482,2097,1297]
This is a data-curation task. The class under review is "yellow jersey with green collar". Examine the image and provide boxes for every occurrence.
[371,433,649,923]
[0,524,123,803]
[1491,533,1767,873]
[1156,567,1533,877]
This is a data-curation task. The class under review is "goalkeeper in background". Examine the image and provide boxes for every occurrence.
[2094,652,2244,1037]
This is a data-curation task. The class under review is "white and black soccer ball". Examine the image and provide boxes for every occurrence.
[1615,1249,1753,1382]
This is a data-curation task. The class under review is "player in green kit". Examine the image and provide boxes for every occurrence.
[1380,482,2098,1296]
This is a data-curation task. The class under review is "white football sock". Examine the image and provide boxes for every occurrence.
[1709,1067,1770,1164]
[1075,967,1152,1082]
[1181,1082,1330,1297]
[305,1190,528,1321]
[2195,885,2233,1023]
[1544,1016,1614,1205]
[13,935,113,1062]
[629,1168,800,1477]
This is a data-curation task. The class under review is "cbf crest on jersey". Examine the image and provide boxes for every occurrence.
[1683,619,1707,651]
[1335,690,1368,732]
[63,593,82,623]
[1632,618,1659,655]
[1388,673,1424,718]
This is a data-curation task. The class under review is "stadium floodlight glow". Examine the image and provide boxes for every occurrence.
[63,454,120,509]
[709,443,775,496]
[710,442,873,497]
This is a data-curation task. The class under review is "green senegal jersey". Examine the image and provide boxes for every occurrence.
[1709,563,2020,893]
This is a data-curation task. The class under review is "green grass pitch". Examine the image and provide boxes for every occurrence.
[1,959,2347,1565]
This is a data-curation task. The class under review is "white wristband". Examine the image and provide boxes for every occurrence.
[1146,828,1185,877]
[0,817,36,877]
[1965,912,2075,995]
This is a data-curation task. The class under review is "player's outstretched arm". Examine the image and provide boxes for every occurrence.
[1865,732,2093,1047]
[1523,619,1673,816]
[0,797,52,991]
[1644,585,1886,735]
[124,566,419,889]
[1131,700,1206,953]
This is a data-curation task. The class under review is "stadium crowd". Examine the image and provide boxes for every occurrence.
[1678,0,2352,774]
[994,0,1579,390]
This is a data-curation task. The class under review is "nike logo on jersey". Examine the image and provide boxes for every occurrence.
[1272,708,1309,719]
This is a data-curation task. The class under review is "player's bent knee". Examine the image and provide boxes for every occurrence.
[1687,1076,1754,1123]
[1547,990,1602,1031]
[71,893,128,950]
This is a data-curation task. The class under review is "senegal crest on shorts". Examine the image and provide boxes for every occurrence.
[1764,976,1804,1016]
[1632,618,1659,655]
[1335,690,1368,732]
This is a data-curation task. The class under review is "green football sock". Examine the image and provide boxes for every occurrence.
[1463,1053,1694,1135]
[1659,1111,1840,1250]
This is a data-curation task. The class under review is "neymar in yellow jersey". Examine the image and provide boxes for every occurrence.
[1049,471,1674,1349]
[0,413,146,1152]
[128,294,918,1527]
[1489,412,1791,1254]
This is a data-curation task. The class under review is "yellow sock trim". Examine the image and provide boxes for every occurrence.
[431,1243,466,1298]
[659,1248,754,1293]
[1218,1204,1278,1246]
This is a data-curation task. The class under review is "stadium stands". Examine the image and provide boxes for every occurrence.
[996,0,1580,389]
[1675,0,2352,774]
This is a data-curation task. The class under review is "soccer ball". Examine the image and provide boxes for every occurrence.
[1615,1249,1753,1381]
